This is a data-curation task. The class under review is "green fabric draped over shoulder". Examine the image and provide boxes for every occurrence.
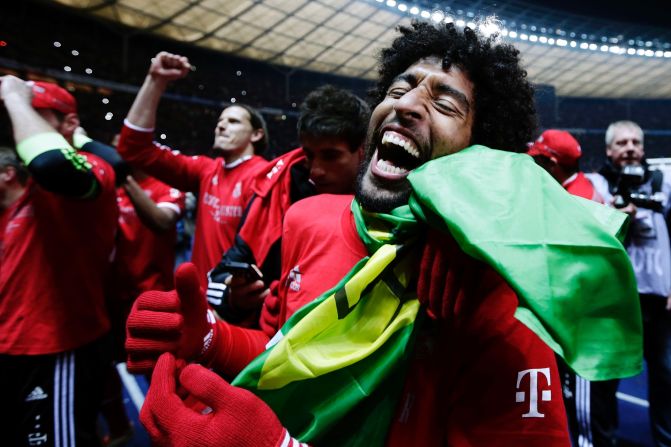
[408,145,642,380]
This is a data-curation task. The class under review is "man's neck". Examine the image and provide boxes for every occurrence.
[1,185,26,211]
[222,146,255,165]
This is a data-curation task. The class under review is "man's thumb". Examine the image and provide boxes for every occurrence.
[175,263,205,312]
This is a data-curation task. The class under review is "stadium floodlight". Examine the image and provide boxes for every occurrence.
[370,0,670,59]
[64,66,71,72]
[477,18,501,37]
[53,41,61,48]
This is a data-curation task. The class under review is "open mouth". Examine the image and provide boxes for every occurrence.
[372,130,423,180]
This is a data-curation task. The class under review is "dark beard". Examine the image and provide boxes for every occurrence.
[354,160,412,213]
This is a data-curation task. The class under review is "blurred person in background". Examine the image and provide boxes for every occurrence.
[101,159,186,446]
[589,120,671,446]
[0,77,118,447]
[117,51,269,285]
[528,129,603,202]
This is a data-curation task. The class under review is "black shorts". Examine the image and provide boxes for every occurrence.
[0,335,111,447]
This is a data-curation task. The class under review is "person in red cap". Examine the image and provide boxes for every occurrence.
[0,76,118,446]
[527,129,603,202]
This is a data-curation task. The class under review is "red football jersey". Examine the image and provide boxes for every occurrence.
[563,172,603,203]
[0,153,117,355]
[265,195,570,445]
[117,125,267,282]
[114,176,185,300]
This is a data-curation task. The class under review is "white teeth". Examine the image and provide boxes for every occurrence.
[376,158,408,175]
[381,131,420,159]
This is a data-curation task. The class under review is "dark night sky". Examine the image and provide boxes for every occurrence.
[516,0,670,30]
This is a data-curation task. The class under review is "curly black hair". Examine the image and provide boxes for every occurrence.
[372,21,537,152]
[298,85,371,152]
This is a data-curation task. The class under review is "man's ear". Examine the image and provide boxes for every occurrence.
[0,166,17,183]
[60,113,80,139]
[250,128,264,144]
[356,143,365,159]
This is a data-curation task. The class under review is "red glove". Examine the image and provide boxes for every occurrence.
[417,229,484,321]
[125,263,219,373]
[141,353,304,447]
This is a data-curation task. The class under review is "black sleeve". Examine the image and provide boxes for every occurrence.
[80,140,130,187]
[28,149,99,198]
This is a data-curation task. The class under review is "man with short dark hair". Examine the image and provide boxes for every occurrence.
[133,22,642,446]
[0,76,118,446]
[117,51,269,283]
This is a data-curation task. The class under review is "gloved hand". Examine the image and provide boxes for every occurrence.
[125,263,218,373]
[417,229,483,321]
[141,353,301,447]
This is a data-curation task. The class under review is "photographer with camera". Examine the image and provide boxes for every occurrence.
[589,120,671,446]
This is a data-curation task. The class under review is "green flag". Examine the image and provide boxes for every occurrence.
[408,145,642,380]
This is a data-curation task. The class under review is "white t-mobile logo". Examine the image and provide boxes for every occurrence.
[516,367,552,418]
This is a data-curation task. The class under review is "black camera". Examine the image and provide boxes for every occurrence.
[613,165,665,212]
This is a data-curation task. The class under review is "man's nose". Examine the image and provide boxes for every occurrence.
[310,161,325,179]
[393,88,426,122]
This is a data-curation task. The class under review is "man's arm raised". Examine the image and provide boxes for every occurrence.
[126,52,190,130]
[0,75,105,198]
